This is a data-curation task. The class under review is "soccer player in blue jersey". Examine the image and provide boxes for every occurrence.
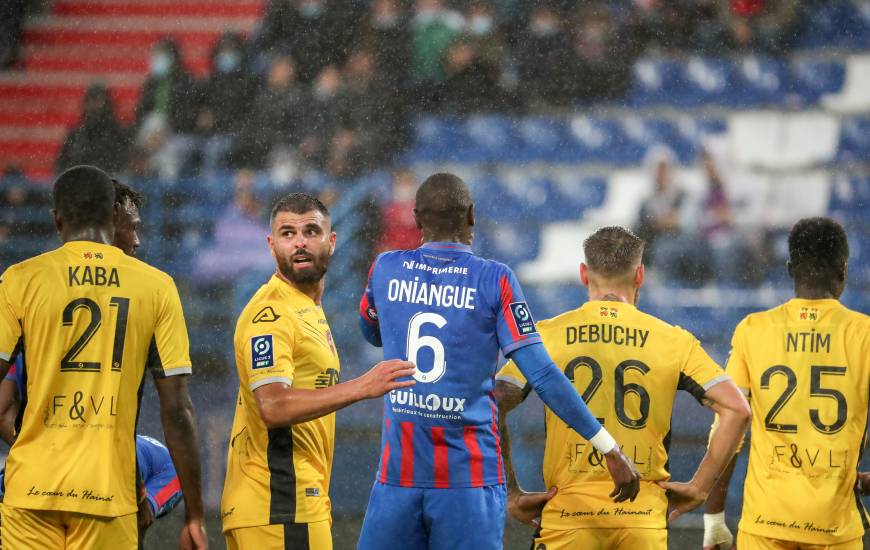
[357,173,640,550]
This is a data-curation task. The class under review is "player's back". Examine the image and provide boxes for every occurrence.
[497,300,726,529]
[362,242,541,488]
[729,298,870,545]
[0,241,191,517]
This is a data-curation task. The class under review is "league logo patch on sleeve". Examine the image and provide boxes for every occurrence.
[509,302,537,335]
[251,335,274,369]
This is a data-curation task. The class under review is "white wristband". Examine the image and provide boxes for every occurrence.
[589,428,617,454]
[703,512,733,548]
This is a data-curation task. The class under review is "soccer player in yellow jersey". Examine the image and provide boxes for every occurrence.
[495,226,750,549]
[701,217,870,550]
[0,165,206,550]
[221,193,415,550]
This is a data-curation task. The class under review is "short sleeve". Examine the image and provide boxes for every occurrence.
[491,266,541,356]
[147,278,192,377]
[359,257,379,327]
[0,269,22,362]
[238,304,297,392]
[677,330,730,403]
[495,360,528,390]
[724,319,751,393]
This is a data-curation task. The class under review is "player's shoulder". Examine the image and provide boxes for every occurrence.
[119,254,176,286]
[237,278,296,330]
[735,304,783,331]
[1,248,58,279]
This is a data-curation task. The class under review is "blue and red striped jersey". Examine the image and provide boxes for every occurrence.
[359,242,541,488]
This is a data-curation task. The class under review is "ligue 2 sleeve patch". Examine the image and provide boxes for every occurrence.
[509,302,537,335]
[251,335,274,369]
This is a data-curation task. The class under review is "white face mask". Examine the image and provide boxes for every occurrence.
[468,15,493,36]
[151,53,172,76]
[299,1,323,18]
[216,51,241,73]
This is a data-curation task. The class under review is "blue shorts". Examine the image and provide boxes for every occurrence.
[357,482,506,550]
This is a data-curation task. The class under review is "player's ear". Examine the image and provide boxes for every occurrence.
[267,233,276,258]
[786,260,794,279]
[52,208,63,234]
[329,231,337,256]
[635,264,645,288]
[579,263,590,287]
[467,204,475,227]
[413,208,422,230]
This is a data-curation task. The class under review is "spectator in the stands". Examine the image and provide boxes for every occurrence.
[514,4,574,106]
[377,168,421,253]
[687,0,734,54]
[634,146,689,272]
[327,48,407,177]
[298,65,342,170]
[195,32,258,173]
[0,0,26,68]
[135,38,198,135]
[234,55,310,169]
[569,4,635,103]
[56,84,130,174]
[410,0,464,86]
[437,37,506,113]
[193,169,273,282]
[360,0,411,89]
[724,0,801,54]
[623,0,691,53]
[251,0,362,82]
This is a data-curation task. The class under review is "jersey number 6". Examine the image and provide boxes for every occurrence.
[406,312,447,384]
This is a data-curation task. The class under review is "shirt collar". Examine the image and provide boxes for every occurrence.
[420,241,472,253]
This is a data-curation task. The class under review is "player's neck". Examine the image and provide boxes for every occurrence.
[793,284,839,301]
[61,227,113,245]
[276,270,324,305]
[587,288,635,304]
[422,230,472,245]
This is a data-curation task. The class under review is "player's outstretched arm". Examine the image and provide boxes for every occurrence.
[0,377,19,445]
[510,343,640,502]
[658,381,750,525]
[153,375,207,550]
[494,380,557,527]
[254,359,415,427]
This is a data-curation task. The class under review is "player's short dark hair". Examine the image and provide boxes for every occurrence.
[788,217,849,287]
[270,192,330,223]
[112,179,144,210]
[583,226,645,278]
[414,173,472,235]
[53,165,115,229]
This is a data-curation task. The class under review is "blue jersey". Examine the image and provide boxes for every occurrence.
[3,358,181,516]
[359,242,541,488]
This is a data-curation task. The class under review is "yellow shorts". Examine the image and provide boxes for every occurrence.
[533,526,667,550]
[0,503,137,550]
[226,519,332,550]
[737,531,863,550]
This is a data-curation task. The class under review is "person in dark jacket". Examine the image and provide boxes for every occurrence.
[56,84,129,174]
[135,38,198,134]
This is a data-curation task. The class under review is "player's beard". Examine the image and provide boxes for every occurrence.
[278,248,330,285]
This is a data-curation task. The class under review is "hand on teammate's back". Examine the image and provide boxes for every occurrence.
[354,359,416,399]
[507,487,557,527]
[604,447,641,502]
[180,518,208,550]
[656,479,706,522]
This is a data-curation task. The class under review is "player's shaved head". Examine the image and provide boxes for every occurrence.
[788,217,849,295]
[583,226,645,280]
[414,173,473,241]
[53,165,115,230]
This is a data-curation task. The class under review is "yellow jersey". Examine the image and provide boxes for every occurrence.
[727,298,870,545]
[222,275,340,532]
[0,241,192,517]
[497,300,727,530]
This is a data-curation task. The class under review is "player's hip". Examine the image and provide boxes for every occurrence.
[533,525,668,550]
[226,518,332,550]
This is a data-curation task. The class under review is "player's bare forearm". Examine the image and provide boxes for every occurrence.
[255,359,416,427]
[0,378,19,445]
[704,453,737,514]
[155,375,205,522]
[494,381,526,494]
[691,381,751,495]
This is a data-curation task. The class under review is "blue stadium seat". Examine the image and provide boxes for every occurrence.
[548,176,607,220]
[789,58,846,104]
[620,117,688,165]
[795,1,870,50]
[564,116,633,164]
[838,117,870,163]
[676,57,738,107]
[403,116,466,163]
[458,115,520,163]
[735,56,790,107]
[629,57,683,107]
[515,117,571,163]
[673,116,727,162]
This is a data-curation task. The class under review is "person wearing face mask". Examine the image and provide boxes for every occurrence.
[359,0,411,88]
[515,4,575,106]
[196,32,257,173]
[56,83,130,173]
[410,0,464,85]
[135,38,198,135]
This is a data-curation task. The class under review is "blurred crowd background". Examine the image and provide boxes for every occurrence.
[1,0,869,547]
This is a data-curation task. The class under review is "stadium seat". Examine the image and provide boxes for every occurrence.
[823,54,870,113]
[789,57,846,105]
[677,57,737,107]
[548,173,608,221]
[514,117,571,163]
[404,116,465,163]
[837,117,870,163]
[628,57,683,107]
[564,116,633,165]
[459,115,520,163]
[735,56,790,107]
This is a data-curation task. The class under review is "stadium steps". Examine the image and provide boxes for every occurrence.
[0,0,264,179]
